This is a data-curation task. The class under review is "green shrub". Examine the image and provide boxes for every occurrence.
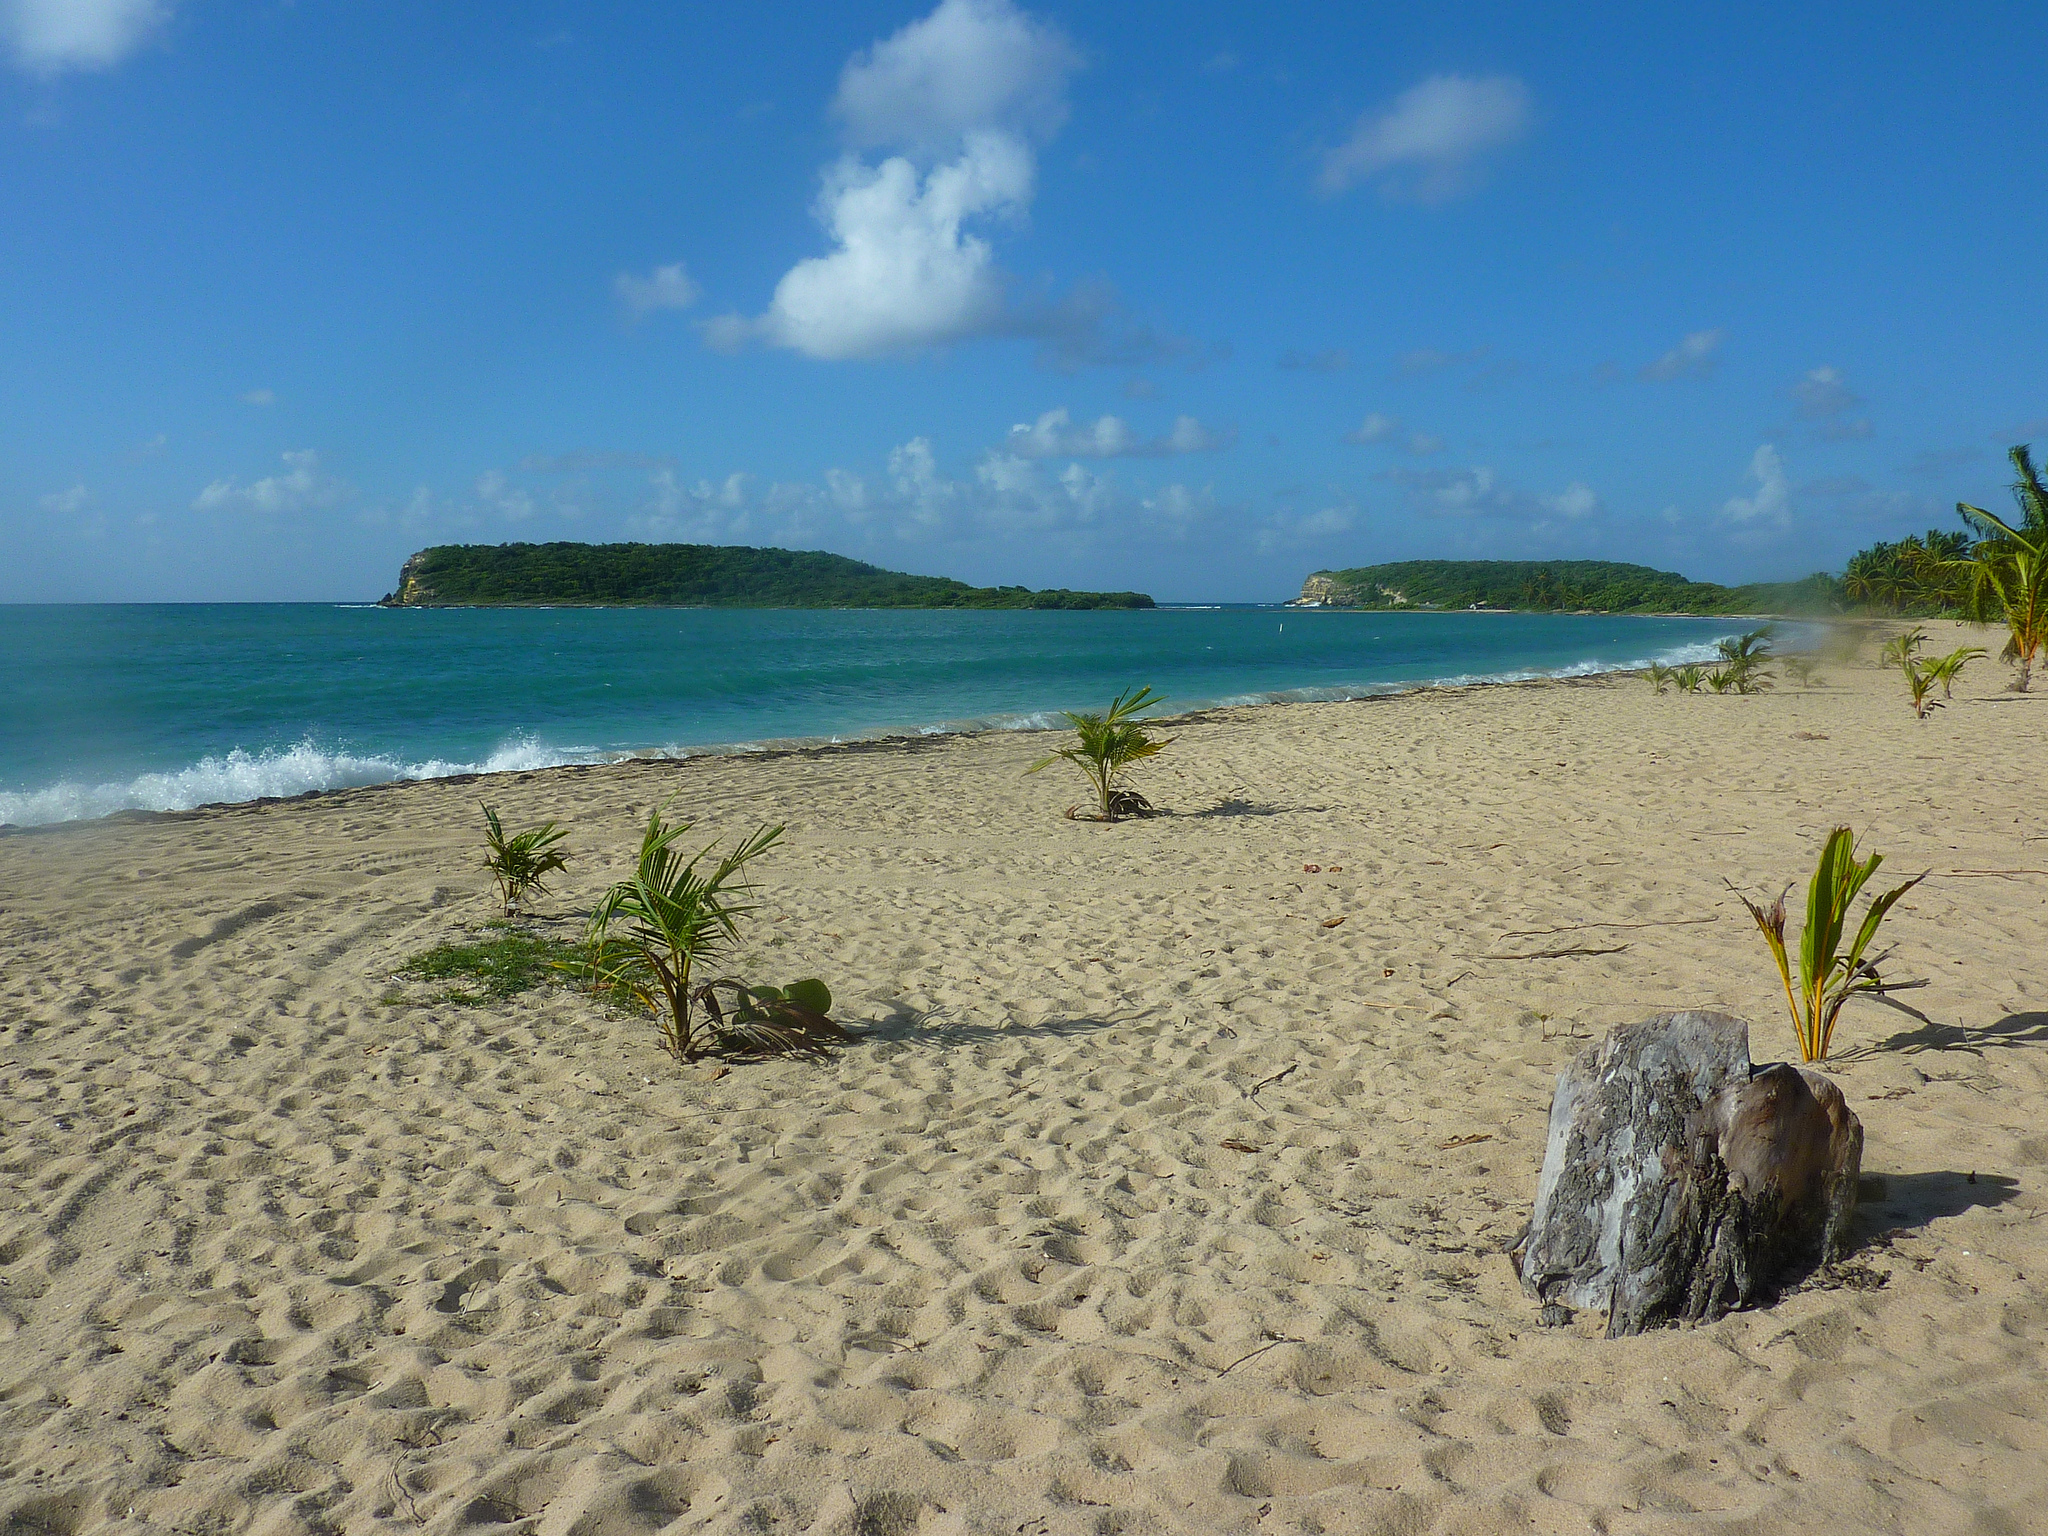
[1027,685,1172,820]
[1730,827,1923,1062]
[481,804,570,915]
[584,809,846,1061]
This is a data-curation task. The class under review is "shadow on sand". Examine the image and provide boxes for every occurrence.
[1841,1007,2048,1060]
[1862,1169,2021,1234]
[859,1000,1128,1048]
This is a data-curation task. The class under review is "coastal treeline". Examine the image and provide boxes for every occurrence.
[380,542,1155,610]
[1306,559,1839,615]
[1313,443,2048,626]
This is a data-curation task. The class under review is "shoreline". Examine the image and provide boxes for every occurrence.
[0,636,1788,836]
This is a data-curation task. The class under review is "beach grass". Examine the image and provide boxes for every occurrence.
[395,922,582,1005]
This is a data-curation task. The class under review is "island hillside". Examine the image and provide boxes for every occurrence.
[379,543,1154,610]
[1296,559,1839,615]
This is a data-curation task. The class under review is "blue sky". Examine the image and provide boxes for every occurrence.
[3,0,2043,603]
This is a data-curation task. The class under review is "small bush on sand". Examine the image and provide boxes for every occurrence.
[1925,645,1986,699]
[399,924,582,1005]
[585,809,847,1061]
[1713,626,1775,693]
[1904,659,1944,719]
[1879,626,1929,672]
[1782,656,1824,688]
[482,804,570,915]
[1673,663,1706,693]
[1729,826,1924,1063]
[1647,663,1675,694]
[1027,685,1173,821]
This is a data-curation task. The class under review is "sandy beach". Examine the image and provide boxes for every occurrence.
[2,619,2044,1536]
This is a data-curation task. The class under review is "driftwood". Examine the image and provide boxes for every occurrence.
[1514,1010,1862,1337]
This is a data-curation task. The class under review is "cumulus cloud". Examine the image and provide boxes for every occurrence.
[1721,445,1789,527]
[1318,74,1532,200]
[738,131,1033,360]
[1344,413,1442,454]
[192,450,346,514]
[239,388,275,407]
[1540,481,1599,520]
[1640,329,1725,382]
[1790,365,1872,440]
[1003,407,1232,458]
[831,0,1081,153]
[614,262,701,319]
[710,0,1177,368]
[3,0,167,74]
[475,470,538,521]
[617,430,1223,551]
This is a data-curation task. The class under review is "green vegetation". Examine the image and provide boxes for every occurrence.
[397,924,582,1005]
[1844,531,1971,613]
[380,541,1154,610]
[1305,449,2048,665]
[1305,559,1841,615]
[1027,685,1172,821]
[1879,626,1929,671]
[1783,656,1823,688]
[481,804,569,915]
[1926,645,1985,699]
[1904,659,1943,719]
[1730,827,1923,1063]
[584,809,846,1061]
[1945,448,2048,691]
[1714,625,1775,693]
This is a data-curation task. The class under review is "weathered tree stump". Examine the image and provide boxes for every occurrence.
[1514,1010,1862,1337]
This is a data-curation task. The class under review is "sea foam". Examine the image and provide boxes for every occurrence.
[0,737,605,828]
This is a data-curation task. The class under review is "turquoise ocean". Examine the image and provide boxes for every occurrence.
[0,604,1768,828]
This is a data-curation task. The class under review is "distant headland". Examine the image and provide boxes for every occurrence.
[378,542,1154,610]
[1292,559,1840,616]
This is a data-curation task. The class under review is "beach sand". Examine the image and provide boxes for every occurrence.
[3,620,2045,1535]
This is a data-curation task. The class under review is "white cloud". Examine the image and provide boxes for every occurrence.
[1318,74,1532,200]
[1541,481,1600,520]
[1004,407,1231,458]
[1395,346,1486,377]
[714,0,1170,367]
[832,0,1081,153]
[1790,365,1872,440]
[738,131,1032,360]
[1345,413,1443,455]
[3,0,167,74]
[1640,329,1725,382]
[1430,465,1502,514]
[475,469,537,521]
[39,483,89,515]
[239,388,275,407]
[1721,444,1789,526]
[614,262,701,318]
[192,449,345,514]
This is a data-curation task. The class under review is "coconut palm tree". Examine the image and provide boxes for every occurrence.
[1943,445,2048,692]
[1027,686,1173,820]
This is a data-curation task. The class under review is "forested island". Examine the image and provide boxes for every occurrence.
[1295,559,1841,614]
[378,543,1154,610]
